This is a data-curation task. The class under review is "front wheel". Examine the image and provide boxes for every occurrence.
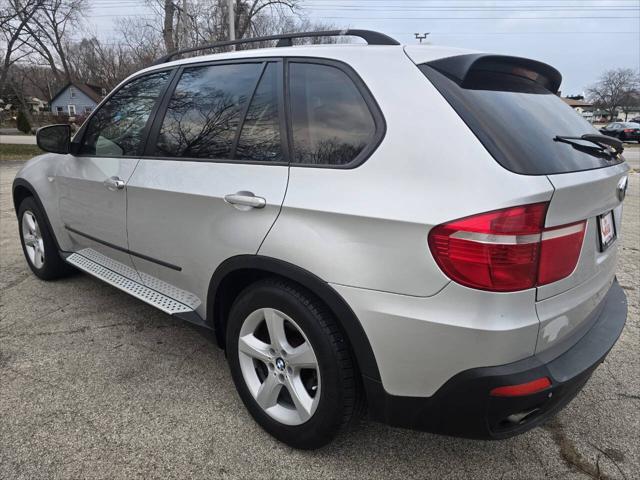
[226,279,359,449]
[18,196,74,280]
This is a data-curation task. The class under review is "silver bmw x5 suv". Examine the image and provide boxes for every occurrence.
[13,30,629,449]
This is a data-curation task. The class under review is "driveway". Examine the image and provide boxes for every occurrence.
[0,161,638,479]
[623,147,639,171]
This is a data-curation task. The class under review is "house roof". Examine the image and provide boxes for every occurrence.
[50,81,105,104]
[562,97,592,108]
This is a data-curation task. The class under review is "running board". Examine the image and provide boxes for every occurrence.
[66,252,194,315]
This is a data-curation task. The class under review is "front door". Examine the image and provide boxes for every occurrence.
[57,70,173,277]
[126,60,288,316]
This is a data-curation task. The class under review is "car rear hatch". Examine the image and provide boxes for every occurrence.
[409,48,629,354]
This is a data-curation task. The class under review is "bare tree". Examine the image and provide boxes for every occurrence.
[620,91,640,121]
[3,62,37,122]
[162,0,176,53]
[2,0,343,117]
[147,0,300,54]
[587,68,640,121]
[0,0,43,95]
[249,15,342,45]
[118,17,164,67]
[21,0,87,82]
[66,37,129,89]
[235,0,299,40]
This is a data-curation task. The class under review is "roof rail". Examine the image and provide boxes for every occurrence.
[153,29,400,65]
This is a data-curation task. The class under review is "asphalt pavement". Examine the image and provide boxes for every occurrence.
[0,160,638,479]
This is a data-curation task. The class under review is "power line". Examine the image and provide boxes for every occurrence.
[305,8,639,12]
[304,0,639,2]
[304,7,640,10]
[300,15,639,20]
[429,30,640,35]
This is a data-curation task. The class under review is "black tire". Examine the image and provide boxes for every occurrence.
[226,278,359,449]
[17,196,74,280]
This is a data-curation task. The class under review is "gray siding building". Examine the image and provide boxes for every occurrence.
[49,83,105,116]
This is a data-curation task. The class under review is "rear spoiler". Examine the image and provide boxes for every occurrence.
[426,54,562,94]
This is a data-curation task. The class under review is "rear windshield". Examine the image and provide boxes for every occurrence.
[419,64,624,175]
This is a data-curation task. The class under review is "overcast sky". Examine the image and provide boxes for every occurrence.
[86,0,640,95]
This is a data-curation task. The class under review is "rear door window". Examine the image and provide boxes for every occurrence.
[288,62,377,166]
[154,63,262,159]
[419,64,624,175]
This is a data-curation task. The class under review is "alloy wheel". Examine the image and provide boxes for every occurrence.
[22,211,45,269]
[237,307,321,425]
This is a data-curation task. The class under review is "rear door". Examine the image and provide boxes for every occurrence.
[125,59,288,316]
[56,71,172,278]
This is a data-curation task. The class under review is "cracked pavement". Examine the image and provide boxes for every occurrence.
[1,159,638,479]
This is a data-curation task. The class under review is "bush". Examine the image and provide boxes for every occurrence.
[17,110,31,134]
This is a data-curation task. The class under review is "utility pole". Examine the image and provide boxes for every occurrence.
[228,0,235,45]
[414,33,430,43]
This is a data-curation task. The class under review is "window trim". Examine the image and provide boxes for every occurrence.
[284,57,386,170]
[71,55,385,168]
[143,57,289,166]
[72,67,178,158]
[230,62,268,158]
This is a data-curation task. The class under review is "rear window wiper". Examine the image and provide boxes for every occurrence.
[554,134,624,159]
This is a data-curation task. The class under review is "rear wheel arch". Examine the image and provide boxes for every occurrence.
[207,255,381,384]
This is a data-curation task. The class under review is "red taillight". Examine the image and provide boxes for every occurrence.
[538,222,586,285]
[490,377,551,397]
[623,128,634,133]
[428,203,586,292]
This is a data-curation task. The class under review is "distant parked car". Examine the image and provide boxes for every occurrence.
[630,116,640,123]
[600,122,640,142]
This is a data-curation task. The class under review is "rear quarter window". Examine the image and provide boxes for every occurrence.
[288,61,382,167]
[419,64,624,175]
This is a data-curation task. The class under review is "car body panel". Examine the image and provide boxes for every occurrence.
[538,164,627,301]
[403,44,479,64]
[55,154,141,275]
[126,159,289,317]
[259,50,553,296]
[14,154,67,244]
[332,282,540,397]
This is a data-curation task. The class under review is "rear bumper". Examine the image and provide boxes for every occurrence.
[365,278,627,439]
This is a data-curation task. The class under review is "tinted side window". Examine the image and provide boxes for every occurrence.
[289,62,376,166]
[235,63,282,162]
[155,63,262,159]
[79,72,169,156]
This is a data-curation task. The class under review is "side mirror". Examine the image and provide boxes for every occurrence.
[36,124,71,154]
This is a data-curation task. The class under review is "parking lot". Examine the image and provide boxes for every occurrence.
[0,158,638,479]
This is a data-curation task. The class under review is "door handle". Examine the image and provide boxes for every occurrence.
[104,176,125,191]
[224,191,266,209]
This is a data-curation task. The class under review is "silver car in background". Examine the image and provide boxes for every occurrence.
[13,30,628,449]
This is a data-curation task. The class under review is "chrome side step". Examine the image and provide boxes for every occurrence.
[66,251,194,315]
